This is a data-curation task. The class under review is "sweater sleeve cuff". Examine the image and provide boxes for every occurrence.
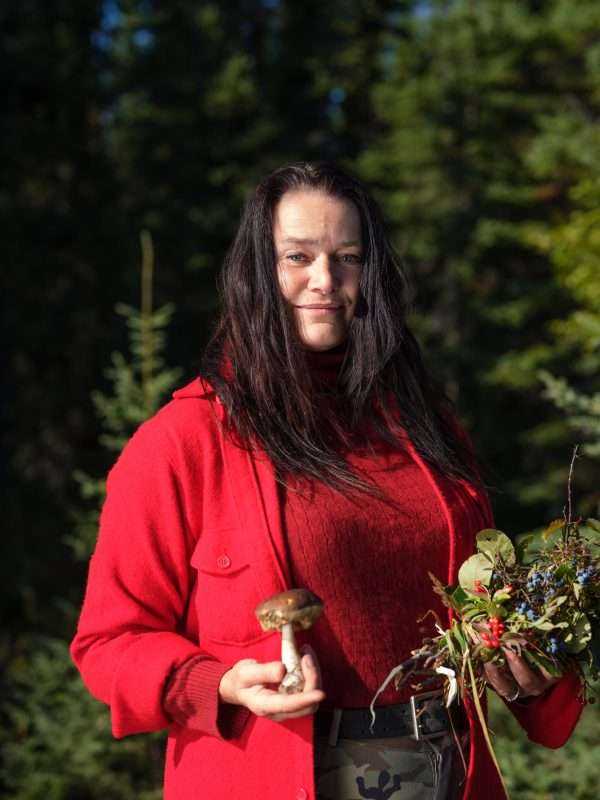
[163,654,250,740]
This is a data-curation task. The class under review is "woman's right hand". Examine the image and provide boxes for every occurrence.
[218,646,325,722]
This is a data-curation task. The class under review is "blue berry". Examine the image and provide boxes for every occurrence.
[526,609,537,621]
[576,570,590,584]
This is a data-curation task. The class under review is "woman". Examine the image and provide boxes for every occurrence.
[71,162,583,800]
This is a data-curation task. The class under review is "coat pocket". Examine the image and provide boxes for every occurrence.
[190,528,266,645]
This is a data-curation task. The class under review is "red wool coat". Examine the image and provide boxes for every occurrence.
[71,378,584,800]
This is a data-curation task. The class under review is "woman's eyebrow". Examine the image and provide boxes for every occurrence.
[280,236,361,247]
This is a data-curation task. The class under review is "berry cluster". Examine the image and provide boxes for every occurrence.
[516,601,538,621]
[576,566,596,584]
[524,568,569,604]
[525,569,558,592]
[480,616,505,649]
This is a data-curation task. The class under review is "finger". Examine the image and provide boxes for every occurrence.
[503,649,558,696]
[537,663,559,683]
[236,660,286,689]
[250,687,326,718]
[503,646,558,683]
[269,704,321,722]
[483,661,519,700]
[300,647,322,692]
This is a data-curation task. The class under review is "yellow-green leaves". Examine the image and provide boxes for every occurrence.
[477,529,517,566]
[459,553,493,593]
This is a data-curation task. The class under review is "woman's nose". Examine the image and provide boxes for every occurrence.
[307,254,337,292]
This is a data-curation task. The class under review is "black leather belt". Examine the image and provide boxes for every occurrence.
[314,690,454,744]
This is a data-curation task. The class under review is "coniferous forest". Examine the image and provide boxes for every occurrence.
[2,2,600,797]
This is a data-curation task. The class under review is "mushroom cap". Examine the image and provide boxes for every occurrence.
[255,588,324,632]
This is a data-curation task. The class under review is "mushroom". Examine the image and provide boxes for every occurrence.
[255,588,324,694]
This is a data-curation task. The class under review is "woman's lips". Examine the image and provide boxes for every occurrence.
[297,304,343,313]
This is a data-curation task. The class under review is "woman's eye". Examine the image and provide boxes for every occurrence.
[286,253,308,263]
[339,254,363,264]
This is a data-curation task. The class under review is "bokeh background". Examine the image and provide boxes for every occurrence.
[2,1,599,797]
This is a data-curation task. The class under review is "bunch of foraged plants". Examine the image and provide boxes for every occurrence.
[371,515,600,798]
[384,517,600,710]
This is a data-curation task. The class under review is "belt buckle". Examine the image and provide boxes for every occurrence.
[409,689,447,741]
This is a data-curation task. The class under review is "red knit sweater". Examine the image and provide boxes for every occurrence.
[163,349,485,729]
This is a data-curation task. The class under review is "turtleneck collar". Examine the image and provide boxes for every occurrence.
[304,343,346,384]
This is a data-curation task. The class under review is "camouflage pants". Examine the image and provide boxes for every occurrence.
[314,731,469,800]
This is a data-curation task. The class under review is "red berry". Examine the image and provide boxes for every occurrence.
[481,632,499,649]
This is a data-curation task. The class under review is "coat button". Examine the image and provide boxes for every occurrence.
[216,554,231,569]
[296,789,308,800]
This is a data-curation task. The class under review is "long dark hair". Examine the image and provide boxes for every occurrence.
[202,161,482,495]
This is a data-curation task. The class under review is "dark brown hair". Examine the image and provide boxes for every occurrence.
[202,161,481,495]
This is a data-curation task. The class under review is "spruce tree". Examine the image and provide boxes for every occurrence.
[1,233,180,799]
[357,0,600,527]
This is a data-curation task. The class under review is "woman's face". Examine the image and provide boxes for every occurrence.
[273,189,363,352]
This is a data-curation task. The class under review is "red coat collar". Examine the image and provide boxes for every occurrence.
[172,377,216,400]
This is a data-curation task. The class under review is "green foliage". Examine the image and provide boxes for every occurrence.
[539,373,600,457]
[489,689,600,800]
[433,522,600,683]
[0,638,163,800]
[358,0,600,527]
[92,301,181,453]
[529,176,600,467]
[67,232,181,562]
[4,1,600,795]
[0,238,180,797]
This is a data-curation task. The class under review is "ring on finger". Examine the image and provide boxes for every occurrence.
[504,685,520,702]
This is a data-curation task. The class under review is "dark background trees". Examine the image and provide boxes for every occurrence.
[2,1,598,796]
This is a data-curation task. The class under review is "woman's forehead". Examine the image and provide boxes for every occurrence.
[273,189,361,246]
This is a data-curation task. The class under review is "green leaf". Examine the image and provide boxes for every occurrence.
[458,553,493,592]
[579,525,600,546]
[563,612,592,653]
[523,648,563,677]
[532,619,556,631]
[462,607,487,622]
[476,529,516,566]
[586,518,600,532]
[546,595,568,614]
[446,585,472,613]
[449,621,468,653]
[450,586,470,605]
[515,533,535,564]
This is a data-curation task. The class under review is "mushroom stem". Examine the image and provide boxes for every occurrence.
[279,622,304,693]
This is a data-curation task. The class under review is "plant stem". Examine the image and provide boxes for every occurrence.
[466,654,510,799]
[565,444,579,537]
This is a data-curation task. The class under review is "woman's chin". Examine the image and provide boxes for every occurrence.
[301,338,346,352]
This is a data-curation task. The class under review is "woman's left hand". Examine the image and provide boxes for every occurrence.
[483,645,560,702]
